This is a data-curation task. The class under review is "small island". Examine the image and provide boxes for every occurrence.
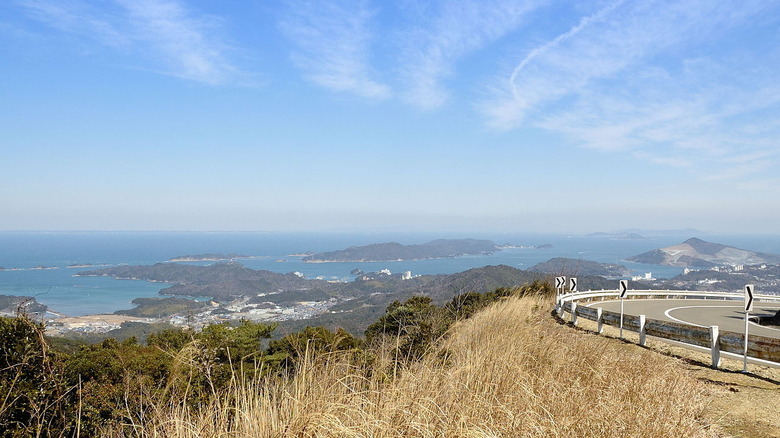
[301,239,499,263]
[66,263,98,269]
[168,253,250,262]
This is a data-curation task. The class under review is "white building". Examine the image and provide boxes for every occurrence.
[631,272,654,281]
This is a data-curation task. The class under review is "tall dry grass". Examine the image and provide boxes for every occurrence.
[136,295,710,437]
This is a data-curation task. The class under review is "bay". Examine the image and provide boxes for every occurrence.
[1,231,779,316]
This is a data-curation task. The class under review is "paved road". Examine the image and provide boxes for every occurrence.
[584,298,780,339]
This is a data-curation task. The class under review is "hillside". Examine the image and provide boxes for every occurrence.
[139,295,708,437]
[529,257,631,277]
[0,295,47,316]
[301,238,498,262]
[7,280,779,436]
[281,265,621,335]
[626,237,780,267]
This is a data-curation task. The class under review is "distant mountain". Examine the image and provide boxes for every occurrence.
[301,239,498,263]
[587,229,704,238]
[626,237,780,267]
[584,232,646,239]
[529,258,631,277]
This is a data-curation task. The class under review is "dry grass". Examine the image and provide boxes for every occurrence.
[135,296,711,437]
[574,309,780,438]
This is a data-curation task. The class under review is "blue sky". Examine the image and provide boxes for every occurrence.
[1,0,779,233]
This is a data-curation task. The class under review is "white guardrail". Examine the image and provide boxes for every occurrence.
[555,289,780,370]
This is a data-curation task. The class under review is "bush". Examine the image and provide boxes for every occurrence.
[0,315,71,437]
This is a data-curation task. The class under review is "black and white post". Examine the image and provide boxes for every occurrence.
[743,284,754,373]
[619,280,628,339]
[559,276,567,293]
[556,276,566,297]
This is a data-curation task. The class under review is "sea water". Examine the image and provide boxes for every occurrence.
[1,231,779,316]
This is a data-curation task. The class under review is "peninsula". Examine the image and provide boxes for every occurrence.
[626,237,780,267]
[301,238,499,263]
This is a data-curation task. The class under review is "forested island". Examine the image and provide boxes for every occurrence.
[301,238,499,262]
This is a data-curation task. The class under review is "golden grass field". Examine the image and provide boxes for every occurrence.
[132,295,721,437]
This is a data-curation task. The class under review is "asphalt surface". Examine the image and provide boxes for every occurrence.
[584,298,780,339]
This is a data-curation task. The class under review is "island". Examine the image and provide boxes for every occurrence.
[626,237,780,267]
[66,263,99,269]
[168,253,250,262]
[301,239,499,263]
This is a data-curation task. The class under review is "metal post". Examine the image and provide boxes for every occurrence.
[710,325,721,369]
[597,307,603,334]
[619,298,624,339]
[743,310,750,373]
[571,301,578,325]
[639,314,646,346]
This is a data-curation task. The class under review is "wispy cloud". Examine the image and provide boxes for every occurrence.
[19,0,129,46]
[280,0,389,99]
[397,0,544,109]
[115,0,236,84]
[18,0,238,85]
[480,0,780,186]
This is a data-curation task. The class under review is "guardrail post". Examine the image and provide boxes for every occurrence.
[639,315,646,346]
[710,325,721,369]
[571,301,578,325]
[597,307,603,334]
[558,300,565,318]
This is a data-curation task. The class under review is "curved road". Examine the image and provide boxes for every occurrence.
[584,299,780,339]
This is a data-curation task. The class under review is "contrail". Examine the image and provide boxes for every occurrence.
[509,0,626,100]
